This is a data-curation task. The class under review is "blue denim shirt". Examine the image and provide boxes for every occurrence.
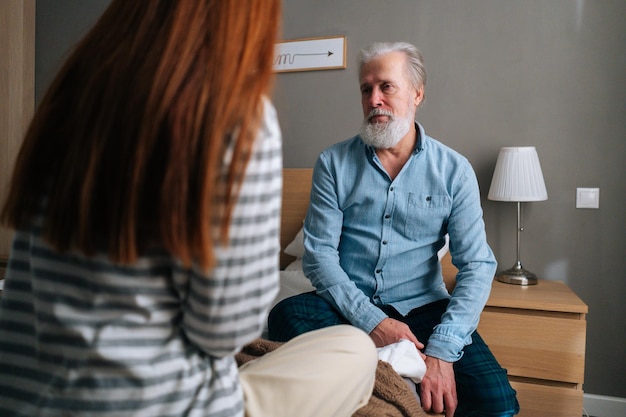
[302,123,496,362]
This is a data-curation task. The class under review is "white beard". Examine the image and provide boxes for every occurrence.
[359,109,413,149]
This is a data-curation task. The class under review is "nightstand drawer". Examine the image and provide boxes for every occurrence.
[511,380,584,417]
[478,310,586,383]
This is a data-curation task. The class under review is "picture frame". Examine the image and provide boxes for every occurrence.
[273,36,347,73]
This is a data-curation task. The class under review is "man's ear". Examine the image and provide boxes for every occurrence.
[414,86,425,107]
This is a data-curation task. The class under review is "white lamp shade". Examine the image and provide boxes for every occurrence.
[488,147,548,202]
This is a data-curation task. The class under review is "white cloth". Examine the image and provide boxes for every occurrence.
[377,339,427,383]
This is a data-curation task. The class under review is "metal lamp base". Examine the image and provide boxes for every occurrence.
[495,265,538,285]
[494,201,541,286]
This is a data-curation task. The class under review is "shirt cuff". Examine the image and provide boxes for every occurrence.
[353,303,389,335]
[424,333,466,362]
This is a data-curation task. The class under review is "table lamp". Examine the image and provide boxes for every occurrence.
[488,147,548,285]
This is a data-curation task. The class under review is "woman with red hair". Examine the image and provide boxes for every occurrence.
[0,2,376,416]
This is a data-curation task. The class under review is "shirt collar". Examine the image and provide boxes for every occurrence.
[414,122,424,154]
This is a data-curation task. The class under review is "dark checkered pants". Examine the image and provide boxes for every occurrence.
[268,292,520,417]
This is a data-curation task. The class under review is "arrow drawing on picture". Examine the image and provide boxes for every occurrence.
[274,51,334,66]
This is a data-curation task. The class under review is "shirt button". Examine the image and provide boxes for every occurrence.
[390,187,394,192]
[384,214,390,219]
[382,240,387,245]
[376,269,382,273]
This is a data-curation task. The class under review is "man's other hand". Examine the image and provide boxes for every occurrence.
[420,356,457,417]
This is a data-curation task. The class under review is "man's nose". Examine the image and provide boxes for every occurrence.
[368,89,383,108]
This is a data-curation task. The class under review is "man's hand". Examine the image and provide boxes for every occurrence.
[369,317,425,358]
[420,356,457,417]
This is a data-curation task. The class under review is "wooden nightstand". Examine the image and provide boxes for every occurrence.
[478,279,588,417]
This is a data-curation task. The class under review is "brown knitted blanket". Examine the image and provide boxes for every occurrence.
[236,338,427,417]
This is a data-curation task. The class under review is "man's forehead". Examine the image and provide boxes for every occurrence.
[360,52,407,82]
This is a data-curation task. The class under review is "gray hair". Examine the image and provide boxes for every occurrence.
[358,41,426,91]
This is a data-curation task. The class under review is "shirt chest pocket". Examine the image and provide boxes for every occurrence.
[404,193,451,239]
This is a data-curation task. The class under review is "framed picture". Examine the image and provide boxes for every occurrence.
[274,36,346,73]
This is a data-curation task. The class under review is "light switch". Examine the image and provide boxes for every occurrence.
[576,188,600,209]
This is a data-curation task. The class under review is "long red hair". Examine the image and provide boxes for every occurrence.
[1,0,282,269]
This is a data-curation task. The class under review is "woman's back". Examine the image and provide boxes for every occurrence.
[0,100,283,417]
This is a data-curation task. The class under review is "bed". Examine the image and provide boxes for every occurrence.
[252,168,455,416]
[238,168,452,416]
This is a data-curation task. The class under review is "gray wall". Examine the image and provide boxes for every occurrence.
[35,0,111,102]
[36,0,625,399]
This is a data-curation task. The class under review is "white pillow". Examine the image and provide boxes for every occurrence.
[284,259,303,271]
[283,226,305,258]
[437,234,450,261]
[271,267,315,308]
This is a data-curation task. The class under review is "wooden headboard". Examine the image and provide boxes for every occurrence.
[280,168,457,292]
[280,169,313,269]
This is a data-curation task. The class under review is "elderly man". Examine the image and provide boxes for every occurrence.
[268,41,519,417]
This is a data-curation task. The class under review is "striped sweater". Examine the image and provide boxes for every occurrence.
[0,101,282,417]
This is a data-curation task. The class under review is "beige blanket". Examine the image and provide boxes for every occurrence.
[236,339,427,417]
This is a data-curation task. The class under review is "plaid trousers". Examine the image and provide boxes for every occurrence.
[268,293,520,417]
